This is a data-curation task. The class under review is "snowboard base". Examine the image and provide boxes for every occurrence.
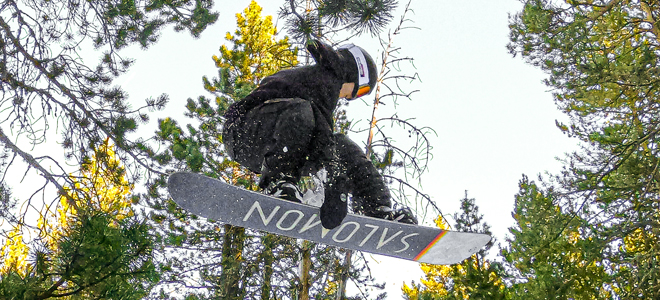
[167,172,491,265]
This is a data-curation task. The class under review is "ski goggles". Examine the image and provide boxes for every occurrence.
[338,44,372,98]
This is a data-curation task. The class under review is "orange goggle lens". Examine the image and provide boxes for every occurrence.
[356,85,371,98]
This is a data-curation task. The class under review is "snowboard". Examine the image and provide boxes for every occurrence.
[167,172,491,265]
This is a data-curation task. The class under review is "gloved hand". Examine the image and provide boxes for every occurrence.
[320,174,349,229]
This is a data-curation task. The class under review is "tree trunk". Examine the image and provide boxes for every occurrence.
[260,234,276,300]
[336,250,352,300]
[299,240,313,300]
[220,224,246,300]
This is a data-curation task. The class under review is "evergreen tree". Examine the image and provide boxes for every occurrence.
[147,2,301,299]
[150,2,391,298]
[508,1,660,298]
[0,0,218,217]
[0,3,218,296]
[148,1,431,299]
[501,176,611,299]
[0,140,157,299]
[0,148,16,224]
[402,193,505,300]
[278,1,433,298]
[215,0,299,86]
[279,0,398,42]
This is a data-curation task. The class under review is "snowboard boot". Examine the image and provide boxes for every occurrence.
[371,204,418,225]
[263,175,304,203]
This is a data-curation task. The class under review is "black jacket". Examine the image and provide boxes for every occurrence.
[223,40,354,131]
[223,65,343,131]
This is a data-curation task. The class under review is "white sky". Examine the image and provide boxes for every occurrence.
[112,0,578,298]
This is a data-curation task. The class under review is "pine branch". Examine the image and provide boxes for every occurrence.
[0,127,79,211]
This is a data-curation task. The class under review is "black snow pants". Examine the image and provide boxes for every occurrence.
[223,98,392,216]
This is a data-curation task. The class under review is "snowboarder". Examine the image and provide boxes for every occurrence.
[223,40,417,229]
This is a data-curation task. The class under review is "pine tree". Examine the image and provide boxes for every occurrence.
[0,3,218,296]
[280,0,398,42]
[403,192,505,300]
[0,0,218,221]
[277,1,434,298]
[147,2,301,299]
[501,177,611,299]
[215,0,298,85]
[508,1,660,297]
[148,1,431,299]
[151,2,390,298]
[0,140,157,299]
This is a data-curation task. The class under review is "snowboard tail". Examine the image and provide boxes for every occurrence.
[167,172,491,265]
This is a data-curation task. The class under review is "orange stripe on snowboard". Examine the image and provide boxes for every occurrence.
[414,230,448,261]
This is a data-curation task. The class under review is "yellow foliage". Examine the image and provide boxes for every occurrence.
[38,141,132,250]
[402,215,453,298]
[418,262,452,296]
[403,215,505,299]
[0,224,30,276]
[568,230,580,245]
[402,282,421,299]
[216,0,298,85]
[623,227,657,254]
[433,214,449,230]
[325,276,338,295]
[1,140,133,276]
